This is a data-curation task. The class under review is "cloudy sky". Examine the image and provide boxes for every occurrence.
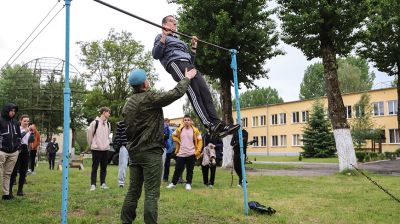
[0,0,393,119]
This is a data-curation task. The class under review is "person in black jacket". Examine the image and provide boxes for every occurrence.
[231,129,248,187]
[0,103,21,200]
[46,137,59,170]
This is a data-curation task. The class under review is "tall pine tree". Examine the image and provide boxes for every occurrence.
[302,100,336,158]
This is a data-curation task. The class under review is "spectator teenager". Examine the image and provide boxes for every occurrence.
[87,107,111,191]
[115,120,128,188]
[0,103,21,200]
[46,137,59,170]
[10,114,30,197]
[166,115,203,191]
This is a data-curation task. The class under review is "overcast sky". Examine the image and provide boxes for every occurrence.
[0,0,394,119]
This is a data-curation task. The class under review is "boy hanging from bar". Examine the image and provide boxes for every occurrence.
[152,15,239,139]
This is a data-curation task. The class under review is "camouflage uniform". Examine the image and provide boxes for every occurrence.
[121,77,191,224]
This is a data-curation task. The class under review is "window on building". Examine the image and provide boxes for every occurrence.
[292,111,300,123]
[252,116,259,127]
[271,135,278,147]
[261,136,266,146]
[260,115,266,126]
[389,129,399,143]
[280,135,287,146]
[373,102,384,116]
[241,117,248,127]
[279,113,286,124]
[388,100,398,115]
[271,114,278,125]
[301,111,309,123]
[292,134,301,146]
[355,105,365,118]
[253,136,259,147]
[345,105,352,119]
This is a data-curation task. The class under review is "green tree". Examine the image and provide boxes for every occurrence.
[78,29,157,124]
[176,0,282,124]
[358,0,400,131]
[278,0,368,170]
[0,64,64,137]
[350,93,374,150]
[299,57,375,100]
[302,100,336,158]
[0,63,86,143]
[299,63,325,100]
[69,77,87,152]
[233,87,283,108]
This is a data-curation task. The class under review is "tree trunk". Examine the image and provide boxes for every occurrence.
[220,68,235,167]
[321,44,357,171]
[220,70,234,124]
[221,135,234,168]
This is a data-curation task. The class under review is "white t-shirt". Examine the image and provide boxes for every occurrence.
[20,126,30,145]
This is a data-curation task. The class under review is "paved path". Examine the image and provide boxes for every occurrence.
[248,159,400,176]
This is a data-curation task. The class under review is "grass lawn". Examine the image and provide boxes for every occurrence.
[0,159,398,224]
[248,155,339,163]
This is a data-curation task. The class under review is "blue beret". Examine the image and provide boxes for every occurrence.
[128,69,147,86]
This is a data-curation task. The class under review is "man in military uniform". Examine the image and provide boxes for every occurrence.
[120,68,196,224]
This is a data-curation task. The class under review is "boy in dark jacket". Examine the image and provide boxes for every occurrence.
[120,68,196,224]
[0,103,21,200]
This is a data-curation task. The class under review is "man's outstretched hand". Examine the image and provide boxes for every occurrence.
[185,68,197,80]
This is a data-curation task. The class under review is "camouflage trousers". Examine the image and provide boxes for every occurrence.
[121,148,163,224]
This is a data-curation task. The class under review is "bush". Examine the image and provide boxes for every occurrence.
[369,152,378,161]
[365,153,371,162]
[395,148,400,157]
[384,152,396,160]
[356,151,366,163]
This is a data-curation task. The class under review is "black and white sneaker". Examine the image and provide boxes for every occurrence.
[208,121,223,134]
[218,124,240,138]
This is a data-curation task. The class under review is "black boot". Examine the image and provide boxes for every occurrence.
[2,195,14,200]
[17,186,25,196]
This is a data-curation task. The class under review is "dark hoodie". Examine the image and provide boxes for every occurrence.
[0,103,21,153]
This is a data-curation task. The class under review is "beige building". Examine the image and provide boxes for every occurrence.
[169,87,399,154]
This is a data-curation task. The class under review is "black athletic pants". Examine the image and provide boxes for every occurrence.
[201,165,216,185]
[48,152,56,170]
[162,153,173,181]
[167,61,220,127]
[10,144,29,194]
[171,155,196,185]
[233,149,243,185]
[29,150,37,172]
[91,150,108,186]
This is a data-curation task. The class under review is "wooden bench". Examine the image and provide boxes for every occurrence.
[58,154,85,171]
